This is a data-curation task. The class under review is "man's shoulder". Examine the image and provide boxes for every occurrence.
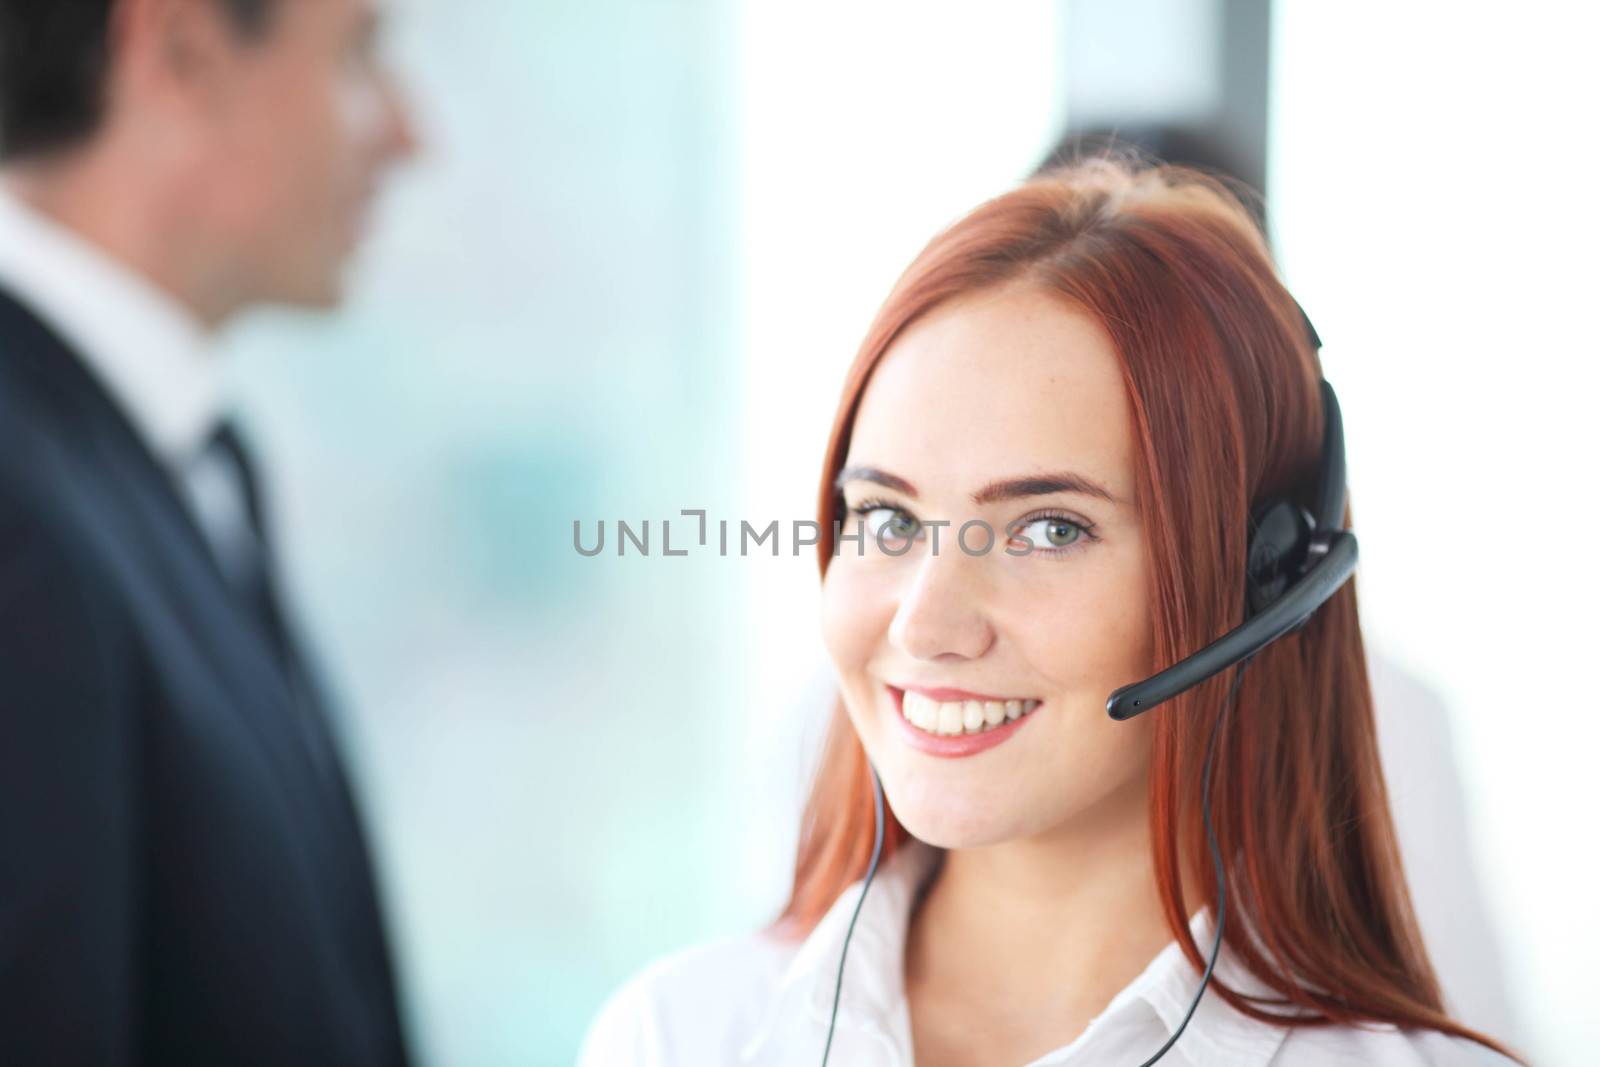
[0,377,135,664]
[0,383,110,577]
[0,316,86,503]
[578,929,799,1066]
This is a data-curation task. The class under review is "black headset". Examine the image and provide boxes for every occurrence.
[820,306,1358,1067]
[1106,308,1358,720]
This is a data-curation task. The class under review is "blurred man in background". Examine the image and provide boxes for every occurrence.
[0,0,416,1062]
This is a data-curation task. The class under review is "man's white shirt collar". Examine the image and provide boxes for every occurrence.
[739,839,1291,1067]
[0,181,220,467]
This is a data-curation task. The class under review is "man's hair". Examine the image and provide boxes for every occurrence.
[0,0,275,162]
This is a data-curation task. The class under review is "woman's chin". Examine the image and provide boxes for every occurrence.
[887,781,1040,850]
[904,819,1015,851]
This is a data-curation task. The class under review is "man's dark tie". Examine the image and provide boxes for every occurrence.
[201,418,340,783]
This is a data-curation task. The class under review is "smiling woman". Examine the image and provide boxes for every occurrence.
[578,158,1523,1066]
[821,282,1160,853]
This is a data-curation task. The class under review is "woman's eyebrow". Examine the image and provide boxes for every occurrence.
[972,472,1118,506]
[835,466,1117,506]
[835,466,918,497]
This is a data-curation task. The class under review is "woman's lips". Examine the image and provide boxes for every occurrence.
[900,684,1038,703]
[887,685,1040,759]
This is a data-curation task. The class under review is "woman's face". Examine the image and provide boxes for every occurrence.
[821,282,1157,848]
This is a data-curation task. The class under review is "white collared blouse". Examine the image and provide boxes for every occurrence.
[579,840,1514,1066]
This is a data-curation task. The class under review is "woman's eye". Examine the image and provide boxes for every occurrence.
[1017,516,1087,551]
[860,506,920,545]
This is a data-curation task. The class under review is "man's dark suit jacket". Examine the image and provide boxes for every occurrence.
[0,286,410,1065]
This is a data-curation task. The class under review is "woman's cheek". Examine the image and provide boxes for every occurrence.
[1017,554,1154,694]
[820,562,895,680]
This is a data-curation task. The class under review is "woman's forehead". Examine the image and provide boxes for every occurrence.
[845,284,1138,503]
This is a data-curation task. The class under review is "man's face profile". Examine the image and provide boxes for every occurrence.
[183,0,417,308]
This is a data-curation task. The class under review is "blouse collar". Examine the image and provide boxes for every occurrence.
[739,839,1292,1067]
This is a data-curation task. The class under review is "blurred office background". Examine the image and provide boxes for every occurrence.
[214,0,1597,1062]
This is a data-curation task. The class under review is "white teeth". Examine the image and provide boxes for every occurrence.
[937,703,963,736]
[961,701,984,733]
[900,691,1041,737]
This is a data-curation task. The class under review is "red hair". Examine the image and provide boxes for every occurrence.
[777,157,1516,1057]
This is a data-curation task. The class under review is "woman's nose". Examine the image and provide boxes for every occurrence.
[887,550,996,662]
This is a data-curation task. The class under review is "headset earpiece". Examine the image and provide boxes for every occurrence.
[1245,496,1315,618]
